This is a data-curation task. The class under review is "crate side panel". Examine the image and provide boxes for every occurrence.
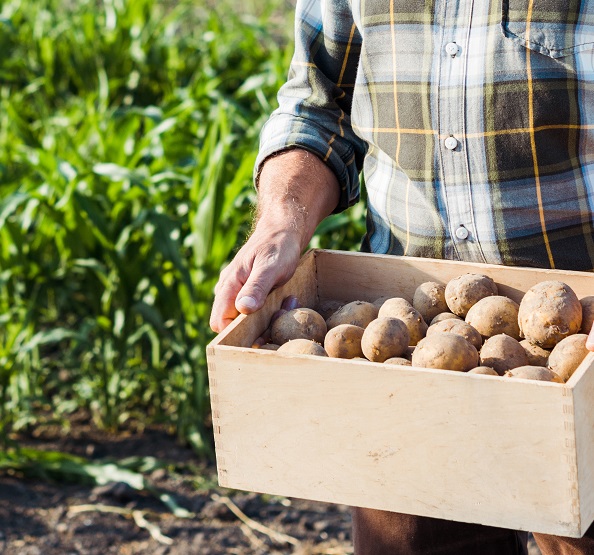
[573,356,594,535]
[314,251,594,305]
[213,349,578,535]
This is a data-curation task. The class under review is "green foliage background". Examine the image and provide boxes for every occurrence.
[0,0,366,455]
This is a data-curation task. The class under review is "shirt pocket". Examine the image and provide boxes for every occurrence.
[501,0,594,58]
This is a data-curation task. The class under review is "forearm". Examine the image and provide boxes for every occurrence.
[254,148,340,250]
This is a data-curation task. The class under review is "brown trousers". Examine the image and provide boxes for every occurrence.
[352,508,594,555]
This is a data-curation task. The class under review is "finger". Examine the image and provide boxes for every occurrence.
[211,316,237,334]
[210,277,244,333]
[214,263,237,296]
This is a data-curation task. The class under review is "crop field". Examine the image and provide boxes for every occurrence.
[1,0,366,453]
[0,0,366,552]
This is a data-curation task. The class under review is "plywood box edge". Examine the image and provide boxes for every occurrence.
[314,249,593,277]
[573,352,594,536]
[206,350,227,488]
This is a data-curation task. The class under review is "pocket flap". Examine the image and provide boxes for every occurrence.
[502,0,594,58]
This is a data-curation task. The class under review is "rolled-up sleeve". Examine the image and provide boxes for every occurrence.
[255,0,367,212]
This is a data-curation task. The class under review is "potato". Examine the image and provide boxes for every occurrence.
[429,312,461,325]
[518,281,582,348]
[316,299,344,321]
[426,319,482,350]
[412,282,448,323]
[505,366,563,383]
[547,333,589,382]
[326,300,379,330]
[324,324,365,359]
[377,297,413,314]
[378,298,428,346]
[361,317,410,362]
[412,333,478,372]
[580,296,594,334]
[479,334,528,376]
[277,339,328,356]
[465,295,521,340]
[404,346,415,361]
[271,308,327,345]
[384,357,412,366]
[519,340,550,367]
[445,273,498,317]
[468,366,499,376]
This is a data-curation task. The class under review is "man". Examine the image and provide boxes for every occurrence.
[210,0,594,552]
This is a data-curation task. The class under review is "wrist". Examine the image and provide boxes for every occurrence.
[250,218,308,253]
[256,148,340,248]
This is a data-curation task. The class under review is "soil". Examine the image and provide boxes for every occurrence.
[0,415,541,555]
[0,416,353,555]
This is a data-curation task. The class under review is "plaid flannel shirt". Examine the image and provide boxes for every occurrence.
[256,0,594,271]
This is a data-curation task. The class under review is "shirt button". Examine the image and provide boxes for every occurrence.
[445,42,459,57]
[444,136,458,150]
[455,225,469,240]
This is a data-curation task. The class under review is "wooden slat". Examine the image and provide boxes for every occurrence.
[573,352,594,536]
[314,250,594,305]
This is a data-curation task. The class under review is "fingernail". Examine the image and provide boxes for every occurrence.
[237,296,258,311]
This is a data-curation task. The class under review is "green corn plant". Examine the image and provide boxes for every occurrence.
[0,0,300,455]
[0,0,366,462]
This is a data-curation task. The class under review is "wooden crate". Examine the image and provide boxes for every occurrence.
[207,249,594,537]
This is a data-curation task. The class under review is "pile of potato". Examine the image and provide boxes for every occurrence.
[253,274,594,383]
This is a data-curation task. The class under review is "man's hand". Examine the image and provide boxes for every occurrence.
[209,225,302,333]
[209,148,341,334]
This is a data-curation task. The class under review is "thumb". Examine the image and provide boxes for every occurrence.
[235,268,280,315]
[235,257,293,315]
